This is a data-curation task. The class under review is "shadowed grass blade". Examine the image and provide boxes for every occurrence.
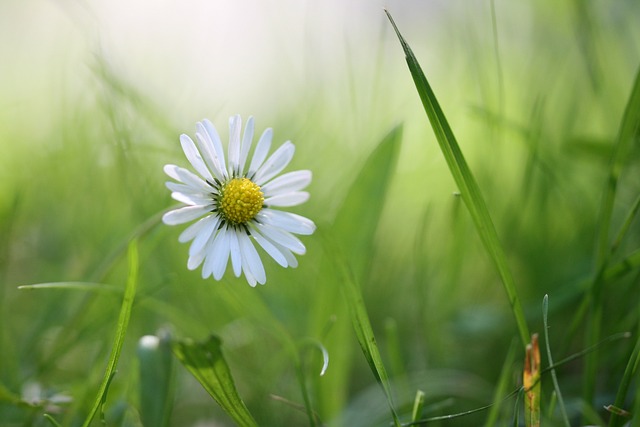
[171,335,258,427]
[385,9,530,347]
[81,239,139,427]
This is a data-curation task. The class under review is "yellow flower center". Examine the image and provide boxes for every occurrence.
[220,178,264,224]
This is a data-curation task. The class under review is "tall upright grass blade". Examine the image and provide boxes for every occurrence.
[81,239,139,427]
[411,390,426,423]
[542,295,570,426]
[584,65,640,412]
[137,332,174,427]
[385,9,530,347]
[172,335,258,427]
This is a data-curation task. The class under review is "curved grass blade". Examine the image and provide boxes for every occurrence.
[81,239,139,427]
[323,125,403,426]
[385,9,530,347]
[171,335,258,427]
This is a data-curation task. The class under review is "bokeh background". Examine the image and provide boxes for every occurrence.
[1,0,639,425]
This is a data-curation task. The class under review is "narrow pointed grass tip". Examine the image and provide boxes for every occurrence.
[163,115,316,287]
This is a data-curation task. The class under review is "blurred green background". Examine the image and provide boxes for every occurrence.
[1,0,639,425]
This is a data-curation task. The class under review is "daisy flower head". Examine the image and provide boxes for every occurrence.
[163,115,316,287]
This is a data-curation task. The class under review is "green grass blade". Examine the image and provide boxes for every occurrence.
[411,390,426,423]
[385,9,530,347]
[542,295,570,426]
[171,335,258,427]
[137,332,175,427]
[81,239,139,427]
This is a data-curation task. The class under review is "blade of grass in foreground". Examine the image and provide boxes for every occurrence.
[82,239,139,427]
[321,126,403,426]
[339,261,401,427]
[313,125,402,421]
[385,9,530,347]
[171,335,258,427]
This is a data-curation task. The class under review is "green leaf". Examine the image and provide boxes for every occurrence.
[81,239,139,427]
[385,9,530,347]
[171,335,257,427]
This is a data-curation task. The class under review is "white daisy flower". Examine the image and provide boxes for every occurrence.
[163,115,316,287]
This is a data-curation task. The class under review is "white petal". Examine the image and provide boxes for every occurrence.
[264,192,309,207]
[247,128,272,177]
[265,236,299,268]
[202,120,228,178]
[180,134,213,181]
[251,229,288,267]
[164,165,211,193]
[227,115,242,175]
[171,191,211,206]
[255,223,306,255]
[257,209,316,235]
[262,170,312,196]
[163,205,210,225]
[209,228,231,280]
[166,181,207,196]
[179,215,214,243]
[163,164,180,181]
[238,232,266,285]
[188,251,206,271]
[253,141,295,185]
[195,129,225,181]
[239,116,254,174]
[229,229,242,277]
[188,216,220,257]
